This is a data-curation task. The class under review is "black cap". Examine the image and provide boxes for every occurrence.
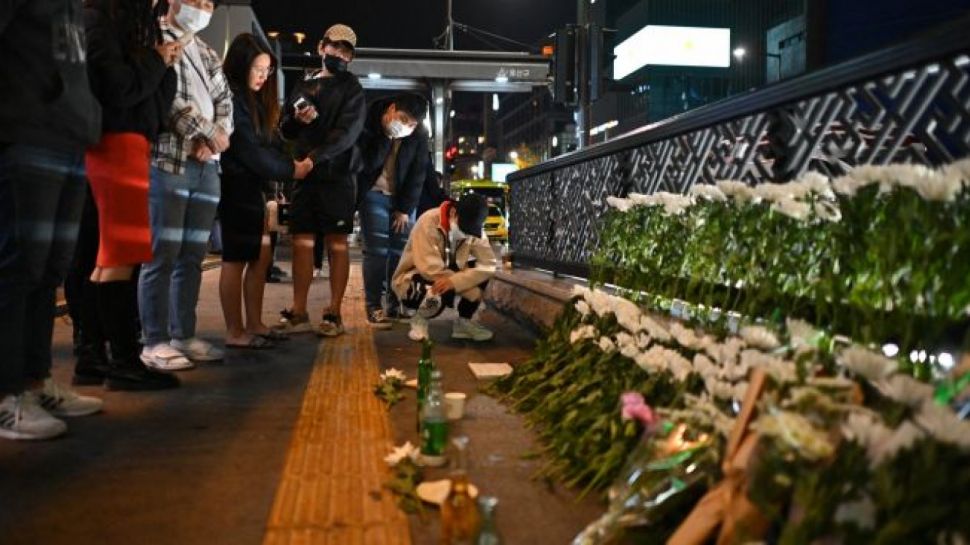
[455,194,488,236]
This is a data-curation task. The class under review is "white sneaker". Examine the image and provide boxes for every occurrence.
[34,379,103,417]
[141,343,195,371]
[408,315,429,342]
[452,318,494,341]
[0,393,67,440]
[171,337,224,362]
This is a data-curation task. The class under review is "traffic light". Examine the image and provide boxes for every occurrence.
[552,25,578,106]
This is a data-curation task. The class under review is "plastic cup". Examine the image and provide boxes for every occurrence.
[444,392,467,420]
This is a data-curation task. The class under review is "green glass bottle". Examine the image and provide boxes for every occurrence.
[417,338,435,432]
[421,368,448,467]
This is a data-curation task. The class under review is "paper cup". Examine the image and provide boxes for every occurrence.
[444,392,467,420]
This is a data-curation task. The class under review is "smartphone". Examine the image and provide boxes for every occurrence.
[293,97,310,112]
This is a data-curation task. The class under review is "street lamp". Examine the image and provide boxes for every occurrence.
[509,150,519,161]
[733,47,746,61]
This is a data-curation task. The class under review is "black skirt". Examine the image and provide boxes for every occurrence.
[219,176,266,262]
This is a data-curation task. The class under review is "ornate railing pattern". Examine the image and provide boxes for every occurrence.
[509,16,970,277]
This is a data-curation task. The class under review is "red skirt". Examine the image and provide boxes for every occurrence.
[85,133,153,267]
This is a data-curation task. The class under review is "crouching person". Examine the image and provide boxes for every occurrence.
[392,194,496,342]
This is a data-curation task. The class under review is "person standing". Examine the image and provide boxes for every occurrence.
[392,195,497,343]
[276,24,366,337]
[139,0,232,369]
[219,33,312,349]
[356,94,429,328]
[75,0,182,391]
[0,0,105,440]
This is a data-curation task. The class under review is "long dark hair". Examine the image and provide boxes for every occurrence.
[223,33,280,138]
[86,0,163,51]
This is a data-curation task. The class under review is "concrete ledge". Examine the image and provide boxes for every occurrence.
[485,268,584,332]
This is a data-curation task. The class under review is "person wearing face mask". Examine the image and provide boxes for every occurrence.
[391,194,497,342]
[356,94,429,328]
[276,24,366,338]
[139,0,233,370]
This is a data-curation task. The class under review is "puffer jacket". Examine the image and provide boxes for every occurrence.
[392,201,497,300]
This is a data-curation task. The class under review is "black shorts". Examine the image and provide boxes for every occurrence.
[290,176,356,235]
[219,177,265,263]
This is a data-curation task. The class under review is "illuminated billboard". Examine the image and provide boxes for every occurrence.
[614,25,731,79]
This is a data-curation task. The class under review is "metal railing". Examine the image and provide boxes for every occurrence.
[508,16,970,277]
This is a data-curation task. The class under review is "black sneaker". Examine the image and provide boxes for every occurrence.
[367,309,393,330]
[72,344,110,386]
[105,364,181,391]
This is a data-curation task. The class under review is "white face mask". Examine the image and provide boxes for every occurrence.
[174,3,212,34]
[449,222,466,241]
[386,120,415,139]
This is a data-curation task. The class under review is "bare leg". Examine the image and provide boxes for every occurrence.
[245,234,273,335]
[220,261,250,345]
[292,234,315,316]
[89,265,136,284]
[325,234,349,317]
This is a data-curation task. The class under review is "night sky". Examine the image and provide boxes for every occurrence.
[252,0,576,51]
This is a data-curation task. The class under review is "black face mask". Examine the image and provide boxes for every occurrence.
[323,55,348,74]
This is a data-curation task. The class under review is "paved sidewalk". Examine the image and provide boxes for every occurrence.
[0,261,607,545]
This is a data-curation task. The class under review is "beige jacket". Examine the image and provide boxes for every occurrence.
[392,204,498,302]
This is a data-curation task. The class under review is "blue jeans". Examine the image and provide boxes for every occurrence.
[360,191,413,312]
[0,145,86,395]
[138,161,220,346]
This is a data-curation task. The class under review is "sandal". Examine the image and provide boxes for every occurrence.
[257,329,290,342]
[226,336,276,350]
[317,313,345,337]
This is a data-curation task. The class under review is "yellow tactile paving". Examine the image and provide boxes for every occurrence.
[263,270,411,545]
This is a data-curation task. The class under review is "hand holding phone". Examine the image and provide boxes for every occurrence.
[293,97,318,124]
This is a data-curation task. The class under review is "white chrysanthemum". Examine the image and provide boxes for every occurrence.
[771,198,812,221]
[704,376,736,400]
[634,345,668,373]
[689,183,728,202]
[813,200,843,222]
[384,441,420,466]
[669,322,706,351]
[732,381,749,400]
[705,337,745,366]
[574,300,591,317]
[380,368,407,382]
[572,285,592,299]
[796,171,837,200]
[837,345,898,381]
[841,411,888,446]
[610,294,644,333]
[740,349,797,383]
[786,318,821,349]
[834,496,877,530]
[753,409,835,461]
[569,325,598,345]
[940,158,970,195]
[597,336,617,354]
[693,354,719,379]
[637,333,653,349]
[914,402,970,452]
[753,182,792,203]
[892,166,962,202]
[606,195,634,212]
[832,174,865,196]
[656,192,695,216]
[872,374,934,407]
[872,421,926,466]
[740,325,781,350]
[667,350,693,382]
[716,180,757,202]
[640,315,672,343]
[627,192,660,206]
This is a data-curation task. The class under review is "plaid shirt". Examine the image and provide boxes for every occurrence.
[152,20,233,175]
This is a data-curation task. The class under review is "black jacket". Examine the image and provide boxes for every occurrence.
[83,0,176,139]
[279,70,365,180]
[0,0,101,150]
[357,98,429,215]
[221,93,294,185]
